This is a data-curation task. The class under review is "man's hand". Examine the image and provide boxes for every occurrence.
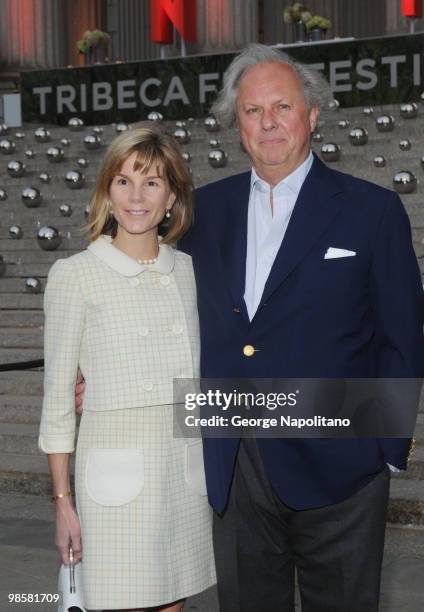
[75,368,85,416]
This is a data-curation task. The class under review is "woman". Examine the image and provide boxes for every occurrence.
[39,127,216,611]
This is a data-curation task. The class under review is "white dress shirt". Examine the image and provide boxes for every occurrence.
[244,151,314,320]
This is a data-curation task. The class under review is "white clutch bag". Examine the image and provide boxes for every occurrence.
[57,561,87,612]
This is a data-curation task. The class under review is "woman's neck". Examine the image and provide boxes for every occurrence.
[112,231,159,262]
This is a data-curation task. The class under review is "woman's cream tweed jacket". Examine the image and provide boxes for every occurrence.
[39,235,200,453]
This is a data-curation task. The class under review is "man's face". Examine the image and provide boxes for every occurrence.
[236,61,319,184]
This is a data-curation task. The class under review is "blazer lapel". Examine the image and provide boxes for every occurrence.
[219,172,251,319]
[259,156,344,309]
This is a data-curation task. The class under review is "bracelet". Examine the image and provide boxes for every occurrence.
[51,490,72,502]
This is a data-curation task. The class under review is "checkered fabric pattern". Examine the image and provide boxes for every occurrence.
[39,242,200,452]
[38,239,215,608]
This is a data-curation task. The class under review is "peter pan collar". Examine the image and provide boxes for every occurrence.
[87,235,175,277]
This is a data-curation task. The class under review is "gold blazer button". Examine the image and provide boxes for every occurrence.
[243,344,255,357]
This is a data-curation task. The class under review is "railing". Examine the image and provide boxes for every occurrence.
[0,359,44,372]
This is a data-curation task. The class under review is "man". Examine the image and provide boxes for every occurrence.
[77,45,424,610]
[177,45,424,611]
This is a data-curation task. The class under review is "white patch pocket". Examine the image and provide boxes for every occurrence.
[85,448,144,506]
[184,440,208,496]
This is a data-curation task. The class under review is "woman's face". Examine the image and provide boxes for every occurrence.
[109,152,175,242]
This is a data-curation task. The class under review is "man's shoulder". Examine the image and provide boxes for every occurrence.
[194,171,250,200]
[323,162,395,202]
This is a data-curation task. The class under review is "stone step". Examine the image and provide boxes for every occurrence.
[0,238,86,251]
[1,294,43,308]
[2,263,54,277]
[1,249,80,264]
[0,310,44,327]
[0,371,43,396]
[0,347,43,363]
[0,328,43,348]
[388,478,424,526]
[0,396,42,424]
[0,423,41,455]
[0,278,45,292]
[384,522,424,558]
[0,215,87,230]
[0,453,74,495]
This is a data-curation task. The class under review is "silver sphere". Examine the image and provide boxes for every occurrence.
[0,188,8,201]
[328,98,340,111]
[321,143,341,162]
[312,131,324,143]
[373,155,386,168]
[182,152,191,163]
[37,226,62,251]
[376,115,395,132]
[147,111,163,122]
[34,127,51,142]
[115,122,130,133]
[349,127,368,146]
[84,204,91,218]
[15,132,25,139]
[25,277,42,293]
[0,139,16,154]
[92,126,104,134]
[9,225,23,239]
[68,117,85,131]
[59,203,73,217]
[209,138,220,147]
[22,187,42,207]
[83,134,101,150]
[0,123,9,134]
[175,120,186,128]
[77,157,89,168]
[64,170,85,189]
[363,106,374,116]
[204,116,220,132]
[399,139,412,151]
[337,119,350,129]
[46,146,65,163]
[25,148,35,158]
[400,102,418,119]
[39,172,51,183]
[393,171,417,194]
[7,160,26,178]
[0,255,6,277]
[174,128,191,144]
[208,149,228,168]
[60,138,71,147]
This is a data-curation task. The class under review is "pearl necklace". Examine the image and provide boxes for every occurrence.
[137,257,157,265]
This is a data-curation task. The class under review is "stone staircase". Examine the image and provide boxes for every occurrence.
[0,105,423,549]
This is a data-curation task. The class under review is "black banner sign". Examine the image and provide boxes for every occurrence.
[21,33,424,125]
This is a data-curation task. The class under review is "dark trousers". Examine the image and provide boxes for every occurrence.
[213,437,390,612]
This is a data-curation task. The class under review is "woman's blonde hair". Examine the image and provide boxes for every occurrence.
[86,126,193,244]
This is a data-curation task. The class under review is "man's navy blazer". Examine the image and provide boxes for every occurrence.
[179,155,424,513]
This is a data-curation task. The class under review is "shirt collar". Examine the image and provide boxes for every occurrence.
[250,150,314,197]
[87,234,175,277]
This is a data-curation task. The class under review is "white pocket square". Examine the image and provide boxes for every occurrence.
[324,247,356,259]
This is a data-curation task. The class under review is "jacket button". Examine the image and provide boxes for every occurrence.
[243,344,255,357]
[138,327,149,337]
[171,324,183,334]
[129,277,140,287]
[233,307,241,313]
[160,276,170,286]
[143,381,154,391]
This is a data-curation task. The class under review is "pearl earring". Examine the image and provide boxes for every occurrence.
[165,209,171,219]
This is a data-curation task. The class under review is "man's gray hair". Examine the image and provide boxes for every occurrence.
[211,43,332,127]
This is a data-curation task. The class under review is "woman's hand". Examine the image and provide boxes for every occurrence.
[54,500,82,564]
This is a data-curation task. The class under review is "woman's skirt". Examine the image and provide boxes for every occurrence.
[75,404,216,610]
